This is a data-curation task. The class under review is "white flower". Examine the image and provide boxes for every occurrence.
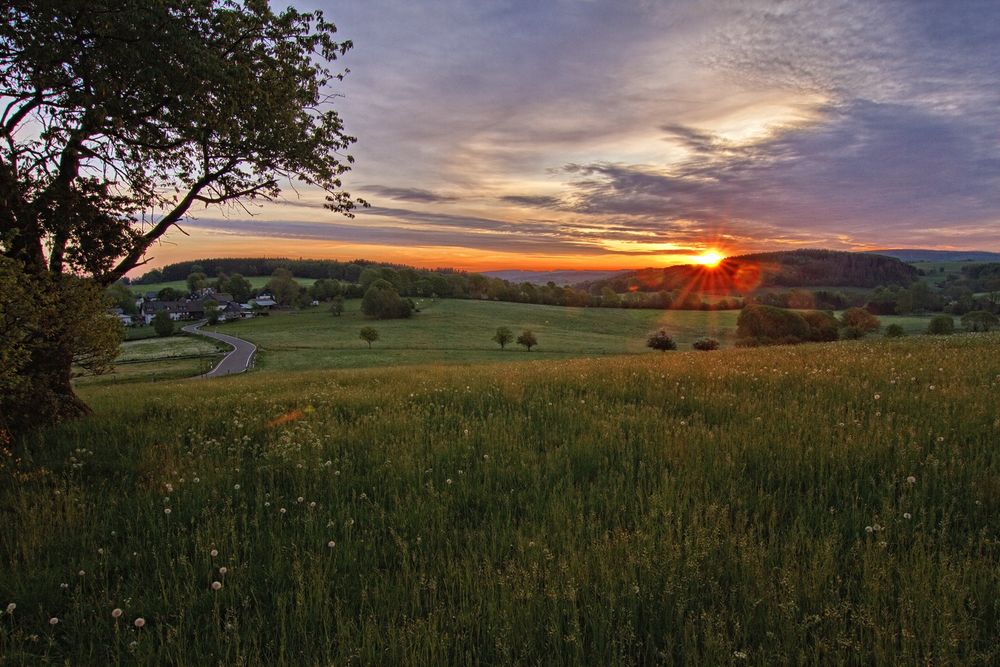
[903,512,912,520]
[164,508,171,515]
[865,526,874,534]
[112,608,123,619]
[446,478,453,485]
[218,567,227,576]
[49,617,59,626]
[134,617,145,628]
[233,484,240,491]
[297,497,304,503]
[78,570,85,577]
[906,475,916,484]
[211,581,222,591]
[873,394,880,400]
[60,583,69,589]
[309,502,316,509]
[5,603,14,614]
[193,477,200,483]
[210,549,218,558]
[327,541,336,548]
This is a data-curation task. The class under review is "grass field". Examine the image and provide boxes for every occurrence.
[6,333,1000,664]
[74,335,226,387]
[203,298,936,373]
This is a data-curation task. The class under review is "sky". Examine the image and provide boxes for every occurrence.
[146,0,1000,273]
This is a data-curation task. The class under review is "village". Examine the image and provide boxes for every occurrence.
[108,288,280,327]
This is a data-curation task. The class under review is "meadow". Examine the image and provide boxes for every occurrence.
[129,276,316,296]
[4,333,999,664]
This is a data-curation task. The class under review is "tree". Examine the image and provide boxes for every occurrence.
[516,330,538,351]
[203,299,220,325]
[359,326,379,348]
[222,273,253,303]
[492,327,514,350]
[0,258,121,439]
[186,272,208,293]
[839,307,880,336]
[310,278,342,302]
[884,324,905,338]
[106,283,138,315]
[361,280,412,319]
[736,304,810,345]
[0,0,364,428]
[266,269,301,307]
[329,296,345,316]
[800,310,839,342]
[646,330,677,351]
[927,315,955,335]
[961,310,999,332]
[152,311,174,337]
[157,287,186,301]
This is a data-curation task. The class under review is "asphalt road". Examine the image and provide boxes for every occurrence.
[182,321,257,378]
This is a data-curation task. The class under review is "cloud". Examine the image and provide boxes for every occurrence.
[361,185,458,203]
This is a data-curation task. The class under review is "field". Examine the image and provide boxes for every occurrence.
[74,335,226,387]
[4,334,999,664]
[201,298,936,373]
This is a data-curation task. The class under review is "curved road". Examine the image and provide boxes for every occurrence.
[182,321,257,378]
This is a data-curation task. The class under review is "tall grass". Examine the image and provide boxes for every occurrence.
[2,335,999,664]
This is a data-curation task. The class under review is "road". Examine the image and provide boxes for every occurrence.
[181,321,257,378]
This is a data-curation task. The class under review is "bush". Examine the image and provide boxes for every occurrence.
[884,324,905,338]
[361,280,413,319]
[800,310,840,342]
[736,304,810,345]
[692,337,719,351]
[329,297,344,317]
[152,311,175,337]
[839,307,880,336]
[961,310,999,332]
[646,330,677,351]
[927,315,955,335]
[841,326,866,340]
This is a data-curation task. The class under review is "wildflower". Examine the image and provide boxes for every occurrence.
[5,603,14,614]
[309,502,316,509]
[865,526,874,534]
[328,541,336,548]
[873,394,880,400]
[906,475,916,484]
[264,502,271,508]
[446,478,453,485]
[193,477,200,483]
[49,617,59,626]
[134,618,145,628]
[219,567,227,576]
[78,570,85,577]
[210,549,218,558]
[211,581,222,591]
[279,508,287,514]
[97,548,104,555]
[164,508,171,515]
[903,512,912,520]
[297,497,304,503]
[233,484,240,491]
[734,650,748,660]
[60,583,69,589]
[112,608,123,619]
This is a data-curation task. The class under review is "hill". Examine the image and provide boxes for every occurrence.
[583,249,920,294]
[865,248,1000,262]
[10,334,1000,663]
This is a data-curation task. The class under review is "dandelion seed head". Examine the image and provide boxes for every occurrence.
[903,512,912,520]
[219,567,228,576]
[328,541,336,548]
[211,581,222,591]
[906,475,916,484]
[49,617,58,626]
[210,549,218,558]
[134,617,145,628]
[164,508,171,515]
[5,603,14,614]
[111,608,123,618]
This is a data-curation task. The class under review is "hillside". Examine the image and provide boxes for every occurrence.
[866,248,1000,262]
[583,249,920,294]
[8,334,1000,663]
[481,269,625,285]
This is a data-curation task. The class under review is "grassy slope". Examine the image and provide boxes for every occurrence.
[205,298,935,373]
[5,335,999,664]
[130,276,317,296]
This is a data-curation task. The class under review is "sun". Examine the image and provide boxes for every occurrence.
[694,250,725,267]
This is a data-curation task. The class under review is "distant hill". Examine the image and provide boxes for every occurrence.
[583,249,920,294]
[866,249,1000,263]
[482,269,625,285]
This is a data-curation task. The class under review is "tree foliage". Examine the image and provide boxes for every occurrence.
[516,330,538,351]
[927,315,955,335]
[961,310,999,332]
[361,280,412,319]
[359,326,378,348]
[492,327,514,350]
[646,330,677,352]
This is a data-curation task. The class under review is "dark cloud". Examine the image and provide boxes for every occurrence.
[361,185,458,203]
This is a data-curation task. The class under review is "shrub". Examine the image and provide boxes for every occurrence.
[516,330,538,351]
[839,307,880,336]
[329,297,344,317]
[841,326,865,340]
[927,315,955,335]
[961,310,999,332]
[646,330,677,351]
[884,324,905,338]
[736,304,810,345]
[152,311,174,337]
[800,310,840,342]
[692,337,719,351]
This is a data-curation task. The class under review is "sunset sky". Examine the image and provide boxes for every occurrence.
[147,0,1000,273]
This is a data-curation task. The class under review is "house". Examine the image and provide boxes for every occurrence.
[140,300,204,324]
[250,294,277,309]
[107,307,135,327]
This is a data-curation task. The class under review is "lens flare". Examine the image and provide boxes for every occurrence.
[694,250,724,267]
